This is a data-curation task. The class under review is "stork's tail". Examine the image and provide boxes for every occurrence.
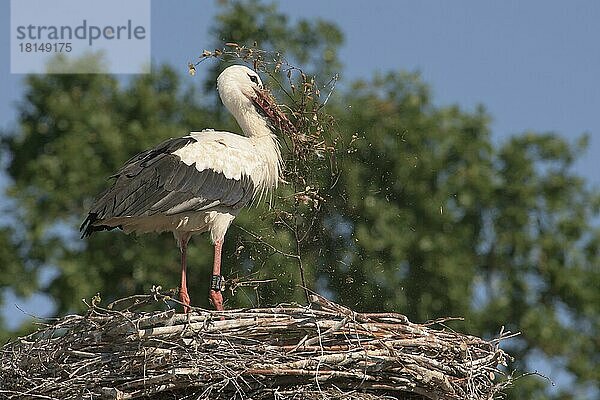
[80,213,119,238]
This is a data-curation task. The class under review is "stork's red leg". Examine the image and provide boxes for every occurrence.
[209,239,225,311]
[179,235,191,313]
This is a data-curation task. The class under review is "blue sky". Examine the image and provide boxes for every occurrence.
[1,0,599,392]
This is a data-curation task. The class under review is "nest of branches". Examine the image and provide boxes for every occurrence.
[1,291,514,400]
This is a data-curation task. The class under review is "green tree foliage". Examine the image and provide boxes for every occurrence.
[321,76,600,398]
[1,1,598,398]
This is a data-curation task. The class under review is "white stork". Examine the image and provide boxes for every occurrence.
[81,65,282,312]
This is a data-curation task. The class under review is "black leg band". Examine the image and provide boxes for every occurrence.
[210,275,226,292]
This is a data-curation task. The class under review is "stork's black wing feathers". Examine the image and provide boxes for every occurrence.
[80,136,255,237]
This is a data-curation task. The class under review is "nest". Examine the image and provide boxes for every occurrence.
[0,292,514,400]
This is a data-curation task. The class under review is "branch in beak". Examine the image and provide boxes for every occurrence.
[253,88,298,136]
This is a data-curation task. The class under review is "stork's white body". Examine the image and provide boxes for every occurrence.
[102,129,280,244]
[81,65,281,311]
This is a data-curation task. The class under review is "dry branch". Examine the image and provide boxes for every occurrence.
[0,292,514,399]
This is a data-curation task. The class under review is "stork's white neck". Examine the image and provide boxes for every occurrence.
[219,90,268,139]
[234,104,272,138]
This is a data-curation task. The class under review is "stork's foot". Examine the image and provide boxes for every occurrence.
[209,289,224,311]
[179,287,191,313]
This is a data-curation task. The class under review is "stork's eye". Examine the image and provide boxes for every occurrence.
[248,73,259,85]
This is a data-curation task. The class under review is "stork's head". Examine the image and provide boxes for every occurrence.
[217,65,264,118]
[216,65,294,139]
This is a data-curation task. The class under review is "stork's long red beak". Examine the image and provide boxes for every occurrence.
[253,88,298,136]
